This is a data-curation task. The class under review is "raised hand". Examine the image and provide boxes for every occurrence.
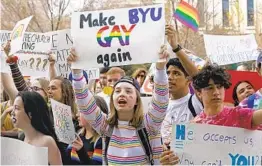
[156,45,169,70]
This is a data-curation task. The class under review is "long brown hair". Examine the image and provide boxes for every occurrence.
[107,89,144,128]
[53,76,77,117]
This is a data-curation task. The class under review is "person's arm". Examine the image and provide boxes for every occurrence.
[166,25,198,76]
[9,63,29,91]
[252,109,262,127]
[48,52,57,80]
[1,73,18,104]
[68,49,107,135]
[46,137,63,165]
[145,46,169,135]
[4,41,29,91]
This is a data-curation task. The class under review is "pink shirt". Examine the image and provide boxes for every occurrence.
[192,106,257,130]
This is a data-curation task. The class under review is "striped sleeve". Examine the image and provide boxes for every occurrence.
[145,68,169,136]
[9,63,28,91]
[72,71,107,135]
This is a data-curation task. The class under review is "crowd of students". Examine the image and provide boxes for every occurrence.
[1,24,262,165]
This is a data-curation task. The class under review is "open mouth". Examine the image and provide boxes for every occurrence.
[118,99,127,106]
[12,117,17,124]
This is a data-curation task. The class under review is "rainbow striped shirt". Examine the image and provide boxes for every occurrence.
[73,69,169,165]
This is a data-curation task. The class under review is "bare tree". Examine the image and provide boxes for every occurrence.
[0,0,71,32]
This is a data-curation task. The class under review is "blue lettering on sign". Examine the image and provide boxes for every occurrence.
[176,124,185,140]
[229,153,262,165]
[128,7,162,24]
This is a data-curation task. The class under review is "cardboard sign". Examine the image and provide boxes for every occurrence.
[71,4,165,69]
[47,29,73,78]
[86,68,100,80]
[0,29,72,78]
[0,30,51,76]
[1,137,48,165]
[171,123,262,165]
[204,34,259,65]
[10,16,33,55]
[50,99,75,144]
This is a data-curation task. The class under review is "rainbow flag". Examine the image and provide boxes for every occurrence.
[174,1,200,32]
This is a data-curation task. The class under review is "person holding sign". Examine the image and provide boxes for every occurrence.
[10,91,62,165]
[67,96,108,165]
[68,45,169,165]
[191,65,262,129]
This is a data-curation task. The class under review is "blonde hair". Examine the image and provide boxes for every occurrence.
[132,68,147,79]
[107,67,125,77]
[35,78,49,102]
[107,89,144,128]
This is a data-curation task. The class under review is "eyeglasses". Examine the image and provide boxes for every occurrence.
[29,86,43,92]
[137,74,145,78]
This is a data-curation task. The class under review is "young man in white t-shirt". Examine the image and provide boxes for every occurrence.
[161,25,203,144]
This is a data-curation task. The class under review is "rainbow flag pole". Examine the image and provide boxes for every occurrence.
[174,1,200,32]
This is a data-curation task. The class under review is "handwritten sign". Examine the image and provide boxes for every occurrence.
[50,99,75,144]
[204,34,259,65]
[171,123,262,165]
[47,29,73,78]
[71,4,165,69]
[86,68,100,80]
[0,30,51,77]
[10,16,33,55]
[1,137,48,165]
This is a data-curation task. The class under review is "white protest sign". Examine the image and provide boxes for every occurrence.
[204,34,259,65]
[71,4,165,69]
[171,123,262,165]
[141,97,151,113]
[0,30,51,77]
[1,137,48,165]
[48,29,73,78]
[50,99,75,144]
[0,30,12,73]
[86,68,100,80]
[10,16,33,55]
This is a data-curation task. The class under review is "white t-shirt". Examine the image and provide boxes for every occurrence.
[161,93,203,143]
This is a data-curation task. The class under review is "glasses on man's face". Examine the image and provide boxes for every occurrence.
[29,86,43,92]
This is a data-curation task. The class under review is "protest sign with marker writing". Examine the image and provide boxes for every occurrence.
[204,34,259,65]
[50,99,75,144]
[47,29,73,78]
[0,30,51,76]
[71,4,165,69]
[9,16,33,55]
[171,123,262,165]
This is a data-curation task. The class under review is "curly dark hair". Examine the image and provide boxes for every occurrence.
[192,65,232,91]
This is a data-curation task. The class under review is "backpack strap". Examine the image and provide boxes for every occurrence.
[188,95,197,117]
[136,123,154,165]
[103,125,114,165]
